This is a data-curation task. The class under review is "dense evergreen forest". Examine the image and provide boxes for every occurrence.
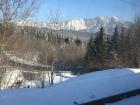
[85,17,140,69]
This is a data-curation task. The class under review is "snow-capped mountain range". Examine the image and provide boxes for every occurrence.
[17,16,131,33]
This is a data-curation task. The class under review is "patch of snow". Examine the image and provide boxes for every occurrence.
[63,19,87,31]
[0,68,140,105]
[0,68,76,89]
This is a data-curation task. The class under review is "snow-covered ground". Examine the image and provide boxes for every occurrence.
[3,52,76,88]
[0,68,140,105]
[1,68,75,89]
[106,95,140,105]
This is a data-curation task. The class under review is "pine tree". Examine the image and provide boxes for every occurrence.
[111,26,120,52]
[84,35,94,67]
[106,35,111,66]
[85,26,108,68]
[109,26,120,67]
[64,37,70,44]
[75,36,81,46]
[117,27,126,66]
[94,26,107,67]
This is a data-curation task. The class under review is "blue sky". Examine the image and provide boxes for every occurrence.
[36,0,140,22]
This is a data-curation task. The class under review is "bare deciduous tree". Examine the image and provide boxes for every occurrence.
[0,0,40,89]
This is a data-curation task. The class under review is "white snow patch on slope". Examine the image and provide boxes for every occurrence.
[63,19,87,30]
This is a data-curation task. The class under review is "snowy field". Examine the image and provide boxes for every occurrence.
[1,69,75,89]
[0,68,140,105]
